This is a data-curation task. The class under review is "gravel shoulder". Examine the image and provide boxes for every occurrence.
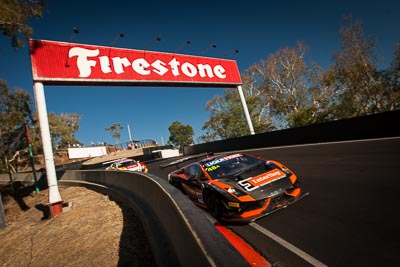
[0,183,156,267]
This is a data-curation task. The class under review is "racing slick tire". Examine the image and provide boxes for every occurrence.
[204,191,223,220]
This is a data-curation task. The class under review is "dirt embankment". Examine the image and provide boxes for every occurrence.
[0,183,156,267]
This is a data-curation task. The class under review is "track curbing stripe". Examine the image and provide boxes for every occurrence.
[214,222,271,267]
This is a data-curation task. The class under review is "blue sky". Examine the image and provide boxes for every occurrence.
[1,1,399,146]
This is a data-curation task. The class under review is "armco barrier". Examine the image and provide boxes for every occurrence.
[0,171,250,267]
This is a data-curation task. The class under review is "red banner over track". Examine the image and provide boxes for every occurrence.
[29,39,242,87]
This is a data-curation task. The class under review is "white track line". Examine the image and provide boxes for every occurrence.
[250,222,328,267]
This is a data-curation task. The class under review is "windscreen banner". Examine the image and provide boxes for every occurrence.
[30,39,242,87]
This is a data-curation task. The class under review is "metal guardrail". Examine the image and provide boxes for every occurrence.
[114,139,159,150]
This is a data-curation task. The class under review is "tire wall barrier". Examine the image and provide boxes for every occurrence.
[0,170,249,267]
[183,110,400,155]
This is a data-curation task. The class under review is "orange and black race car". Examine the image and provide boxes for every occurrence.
[162,152,308,223]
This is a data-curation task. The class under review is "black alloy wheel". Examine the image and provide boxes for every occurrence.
[205,192,223,219]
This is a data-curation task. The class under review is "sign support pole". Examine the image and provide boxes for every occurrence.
[33,82,63,217]
[237,85,255,135]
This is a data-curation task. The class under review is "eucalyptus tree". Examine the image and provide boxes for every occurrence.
[0,0,46,48]
[0,80,33,172]
[105,123,124,145]
[0,80,33,133]
[324,16,399,118]
[47,112,82,149]
[199,88,274,142]
[168,121,194,150]
[250,42,334,129]
[375,42,400,111]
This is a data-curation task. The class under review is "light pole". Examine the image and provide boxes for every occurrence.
[127,124,132,142]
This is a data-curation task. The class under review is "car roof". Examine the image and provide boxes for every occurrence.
[115,158,136,164]
[197,153,249,165]
[162,152,251,170]
[197,154,222,164]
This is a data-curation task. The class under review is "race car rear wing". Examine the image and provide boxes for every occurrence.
[160,152,214,169]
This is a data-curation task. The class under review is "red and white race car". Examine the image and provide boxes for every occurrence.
[105,158,148,173]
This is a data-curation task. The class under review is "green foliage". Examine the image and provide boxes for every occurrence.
[0,80,84,172]
[200,91,248,141]
[201,16,399,139]
[200,42,333,141]
[47,112,82,149]
[1,80,33,172]
[250,42,335,129]
[376,43,400,111]
[0,0,46,48]
[105,123,124,145]
[324,16,399,118]
[199,87,274,142]
[168,121,194,150]
[22,112,82,155]
[0,80,33,132]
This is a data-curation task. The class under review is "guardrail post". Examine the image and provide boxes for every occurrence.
[0,192,7,229]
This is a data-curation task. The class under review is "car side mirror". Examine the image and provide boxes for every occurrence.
[175,169,184,174]
[191,173,207,181]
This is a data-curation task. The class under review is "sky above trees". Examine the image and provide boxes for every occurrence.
[1,0,399,146]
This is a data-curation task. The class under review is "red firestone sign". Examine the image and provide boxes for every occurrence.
[30,39,242,87]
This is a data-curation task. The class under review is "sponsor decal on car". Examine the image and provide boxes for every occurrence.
[203,153,243,168]
[237,169,286,192]
[204,165,221,172]
[228,202,240,208]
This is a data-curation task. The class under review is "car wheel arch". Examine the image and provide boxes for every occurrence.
[203,189,223,219]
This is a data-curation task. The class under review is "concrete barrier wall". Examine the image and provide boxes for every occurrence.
[0,171,249,267]
[183,110,400,155]
[68,146,107,159]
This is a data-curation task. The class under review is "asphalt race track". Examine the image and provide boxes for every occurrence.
[147,137,400,267]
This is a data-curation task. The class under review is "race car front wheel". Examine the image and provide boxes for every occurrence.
[205,192,222,220]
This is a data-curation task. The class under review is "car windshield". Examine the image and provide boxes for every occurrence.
[202,154,264,179]
[118,160,137,168]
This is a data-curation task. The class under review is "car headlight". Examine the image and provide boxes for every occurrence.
[281,166,292,175]
[227,187,246,197]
